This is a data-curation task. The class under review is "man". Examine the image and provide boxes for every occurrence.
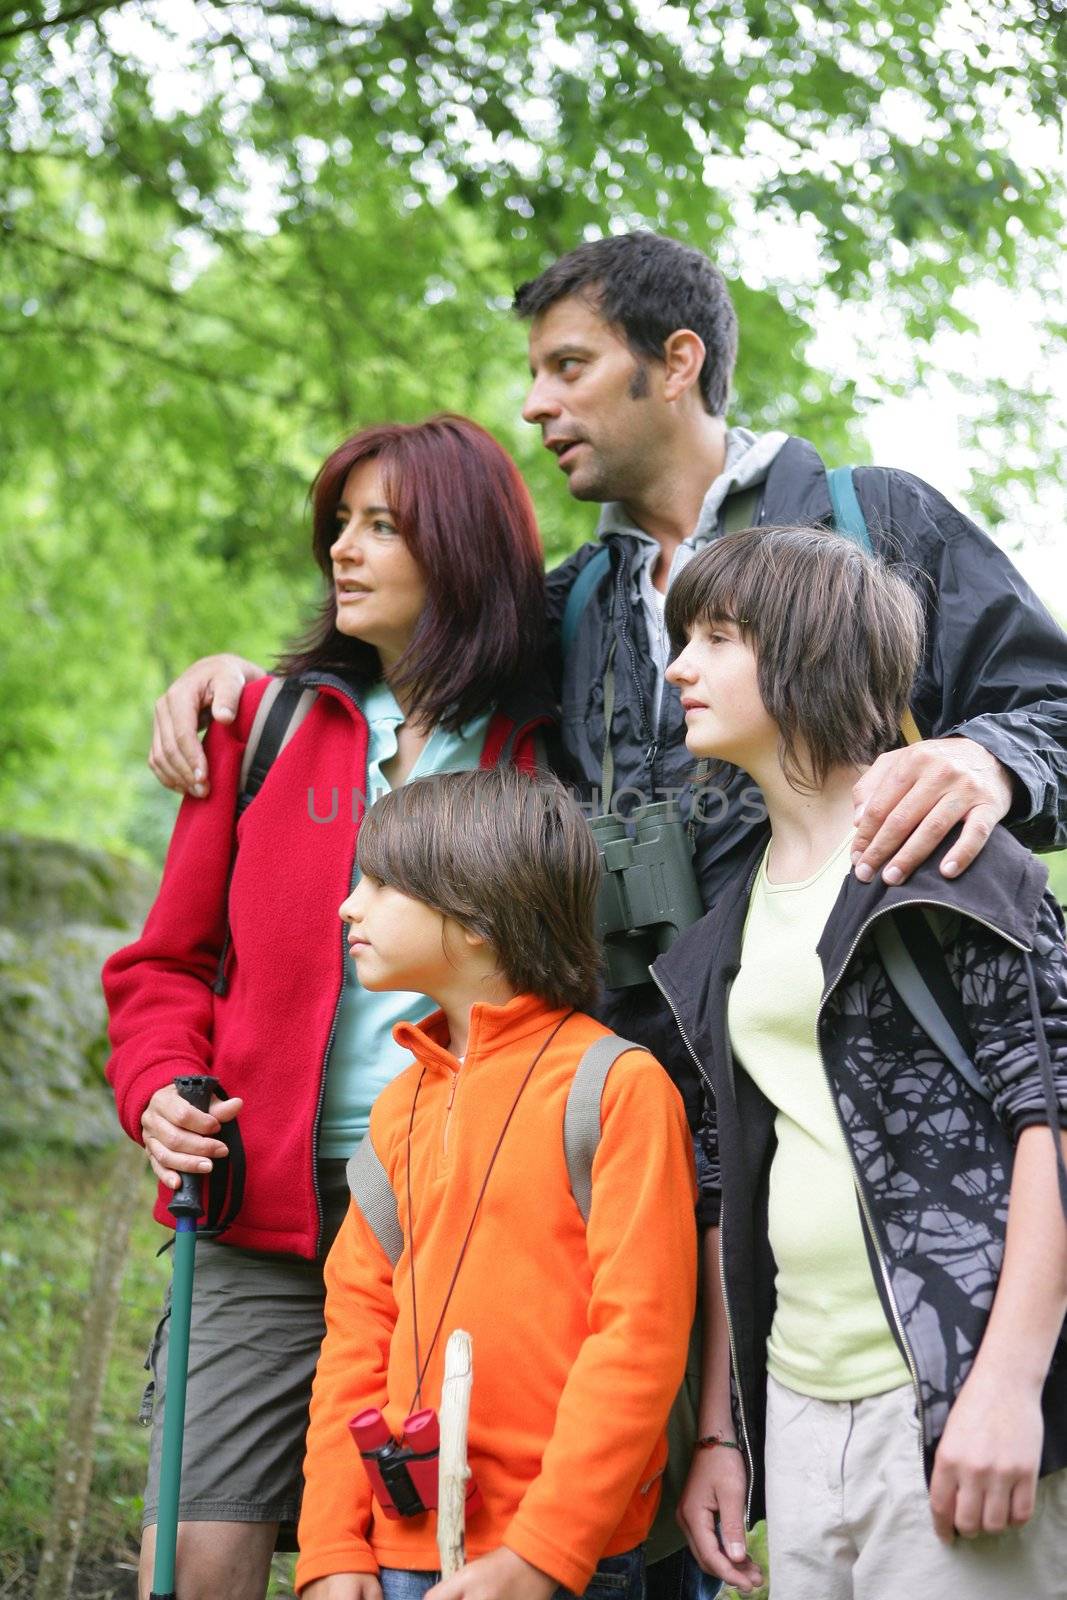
[147,231,1067,1590]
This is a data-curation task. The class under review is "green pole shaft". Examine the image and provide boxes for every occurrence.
[151,1219,197,1599]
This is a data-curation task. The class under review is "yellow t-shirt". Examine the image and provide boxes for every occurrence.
[728,831,910,1399]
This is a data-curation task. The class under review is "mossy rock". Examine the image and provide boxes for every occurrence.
[0,831,156,932]
[0,835,159,1147]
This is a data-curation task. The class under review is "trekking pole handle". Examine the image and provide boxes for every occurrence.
[167,1075,215,1221]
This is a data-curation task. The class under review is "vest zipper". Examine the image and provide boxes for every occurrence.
[614,555,659,787]
[443,1065,460,1155]
[312,917,349,1256]
[300,671,368,1258]
[650,966,756,1526]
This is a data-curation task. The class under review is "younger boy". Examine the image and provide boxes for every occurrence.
[296,766,698,1600]
[653,523,1067,1600]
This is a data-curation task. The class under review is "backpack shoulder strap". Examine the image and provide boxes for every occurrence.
[720,484,760,535]
[212,677,318,997]
[827,469,921,744]
[564,1033,645,1223]
[346,1133,403,1267]
[871,908,992,1103]
[561,547,612,660]
[826,465,872,552]
[238,677,317,814]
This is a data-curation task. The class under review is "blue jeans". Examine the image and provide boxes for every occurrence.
[379,1546,645,1600]
[645,1547,722,1600]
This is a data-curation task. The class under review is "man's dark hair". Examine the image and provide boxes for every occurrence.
[665,525,924,791]
[513,232,738,416]
[356,767,603,1012]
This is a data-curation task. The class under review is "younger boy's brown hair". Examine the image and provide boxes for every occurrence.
[356,767,603,1012]
[665,524,925,790]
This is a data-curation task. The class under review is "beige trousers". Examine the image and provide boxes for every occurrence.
[764,1374,1067,1599]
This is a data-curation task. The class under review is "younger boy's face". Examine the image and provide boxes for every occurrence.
[666,619,778,770]
[339,875,456,996]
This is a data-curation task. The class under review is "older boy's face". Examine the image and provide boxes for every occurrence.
[666,620,777,770]
[339,876,455,996]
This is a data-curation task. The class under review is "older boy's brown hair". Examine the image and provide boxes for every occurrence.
[356,767,603,1012]
[665,524,925,790]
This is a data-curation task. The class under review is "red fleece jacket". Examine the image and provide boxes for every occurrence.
[103,675,546,1258]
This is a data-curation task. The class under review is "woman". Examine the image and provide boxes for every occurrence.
[104,415,553,1600]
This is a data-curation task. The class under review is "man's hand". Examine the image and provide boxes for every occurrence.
[929,1366,1044,1542]
[149,653,267,798]
[425,1548,556,1600]
[676,1446,763,1595]
[141,1083,243,1189]
[300,1576,383,1600]
[851,737,1014,885]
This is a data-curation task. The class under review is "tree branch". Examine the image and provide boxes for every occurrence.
[2,218,308,358]
[0,317,336,414]
[0,0,125,43]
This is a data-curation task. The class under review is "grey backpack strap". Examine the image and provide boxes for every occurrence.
[239,676,286,795]
[871,913,993,1104]
[238,677,318,801]
[564,1034,643,1223]
[720,485,760,535]
[346,1134,403,1267]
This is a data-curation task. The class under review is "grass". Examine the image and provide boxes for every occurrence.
[0,1141,166,1587]
[0,1142,301,1598]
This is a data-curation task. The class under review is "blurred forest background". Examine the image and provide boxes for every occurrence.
[1,1,1065,1596]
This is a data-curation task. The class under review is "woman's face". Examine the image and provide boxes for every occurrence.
[330,459,428,668]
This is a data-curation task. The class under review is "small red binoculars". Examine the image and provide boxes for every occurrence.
[349,1407,482,1520]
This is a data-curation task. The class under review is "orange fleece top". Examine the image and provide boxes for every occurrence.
[296,994,697,1595]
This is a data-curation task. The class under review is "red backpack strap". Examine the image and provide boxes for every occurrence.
[481,713,552,774]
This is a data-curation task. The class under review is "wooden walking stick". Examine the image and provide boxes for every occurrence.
[436,1329,474,1579]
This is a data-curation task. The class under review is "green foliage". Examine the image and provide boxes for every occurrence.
[0,1142,166,1580]
[0,2,1064,855]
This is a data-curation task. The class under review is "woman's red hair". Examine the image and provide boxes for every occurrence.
[277,414,545,730]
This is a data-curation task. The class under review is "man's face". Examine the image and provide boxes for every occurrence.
[523,295,664,503]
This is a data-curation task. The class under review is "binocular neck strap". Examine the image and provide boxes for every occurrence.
[404,1009,576,1413]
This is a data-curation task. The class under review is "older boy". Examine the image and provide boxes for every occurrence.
[297,768,697,1600]
[655,524,1067,1599]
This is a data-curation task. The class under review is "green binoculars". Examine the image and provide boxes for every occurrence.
[588,800,706,989]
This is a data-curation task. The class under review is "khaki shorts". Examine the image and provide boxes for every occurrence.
[141,1160,350,1549]
[764,1373,1067,1600]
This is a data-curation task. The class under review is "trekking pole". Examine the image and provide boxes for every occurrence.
[149,1075,216,1600]
[436,1329,474,1579]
